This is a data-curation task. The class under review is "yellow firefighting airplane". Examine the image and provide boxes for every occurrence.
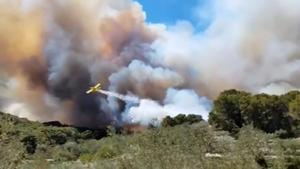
[86,83,101,94]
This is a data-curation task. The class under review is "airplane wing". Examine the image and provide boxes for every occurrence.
[95,83,101,88]
[86,89,93,94]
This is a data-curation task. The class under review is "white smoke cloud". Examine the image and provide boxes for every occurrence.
[123,88,212,125]
[150,0,300,97]
[259,82,299,95]
[3,103,33,119]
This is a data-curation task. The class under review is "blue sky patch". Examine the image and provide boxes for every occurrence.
[135,0,210,30]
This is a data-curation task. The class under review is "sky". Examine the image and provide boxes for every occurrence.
[135,0,207,28]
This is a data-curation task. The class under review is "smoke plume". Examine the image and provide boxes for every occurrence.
[150,0,300,97]
[0,0,299,127]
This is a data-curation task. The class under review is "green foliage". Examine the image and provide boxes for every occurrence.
[45,123,298,169]
[43,128,68,145]
[161,116,176,127]
[0,111,104,168]
[246,94,290,134]
[236,126,286,169]
[209,89,250,133]
[209,90,300,137]
[289,95,300,119]
[280,138,300,169]
[288,96,300,137]
[79,153,94,164]
[186,114,204,123]
[95,145,118,159]
[51,145,79,161]
[282,91,300,104]
[162,114,203,127]
[21,135,37,154]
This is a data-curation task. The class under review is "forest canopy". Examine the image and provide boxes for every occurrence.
[209,90,300,137]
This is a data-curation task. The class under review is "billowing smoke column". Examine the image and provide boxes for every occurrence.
[0,0,158,127]
[151,0,300,97]
[0,0,299,127]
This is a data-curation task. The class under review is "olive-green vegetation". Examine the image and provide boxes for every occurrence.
[209,90,300,137]
[0,112,106,169]
[161,114,203,127]
[0,90,299,169]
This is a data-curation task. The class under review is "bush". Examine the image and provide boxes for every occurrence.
[95,145,118,159]
[21,135,37,154]
[52,146,78,162]
[79,153,94,164]
[161,116,176,127]
[162,114,203,127]
[285,156,300,169]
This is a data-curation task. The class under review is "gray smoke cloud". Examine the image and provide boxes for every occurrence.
[0,0,299,127]
[0,0,157,127]
[109,60,184,100]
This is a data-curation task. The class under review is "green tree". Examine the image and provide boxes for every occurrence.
[244,94,291,134]
[186,114,203,124]
[289,95,300,119]
[174,114,187,125]
[162,114,203,127]
[281,91,300,104]
[209,89,297,136]
[209,89,251,133]
[288,95,300,137]
[161,116,176,127]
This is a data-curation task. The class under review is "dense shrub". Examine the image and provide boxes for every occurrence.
[21,135,37,154]
[162,114,203,127]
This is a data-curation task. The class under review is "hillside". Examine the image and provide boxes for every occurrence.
[0,111,107,169]
[0,111,299,169]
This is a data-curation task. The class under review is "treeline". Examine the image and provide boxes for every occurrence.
[161,114,203,127]
[208,90,300,137]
